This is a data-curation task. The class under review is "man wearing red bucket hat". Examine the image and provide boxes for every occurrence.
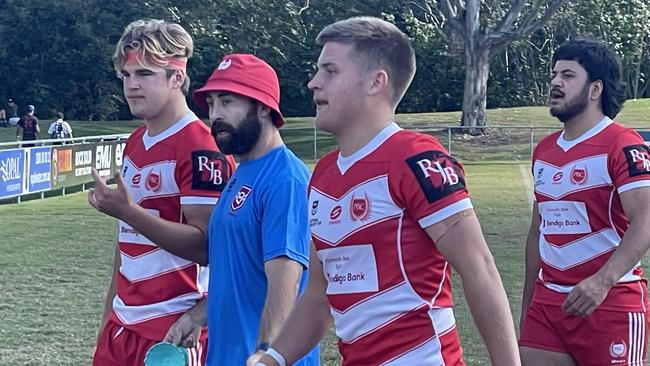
[164,54,319,366]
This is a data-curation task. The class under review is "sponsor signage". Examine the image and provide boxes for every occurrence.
[27,147,52,193]
[0,149,26,199]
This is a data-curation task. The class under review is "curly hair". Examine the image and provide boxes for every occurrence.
[553,38,626,119]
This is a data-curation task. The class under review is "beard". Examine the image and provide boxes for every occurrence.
[211,108,262,156]
[549,83,590,123]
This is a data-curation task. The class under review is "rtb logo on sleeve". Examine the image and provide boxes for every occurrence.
[623,144,650,177]
[405,150,466,203]
[191,150,229,191]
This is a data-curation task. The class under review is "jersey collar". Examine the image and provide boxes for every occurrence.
[556,116,612,152]
[142,111,198,150]
[337,121,401,175]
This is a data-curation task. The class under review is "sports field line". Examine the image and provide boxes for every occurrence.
[519,164,534,207]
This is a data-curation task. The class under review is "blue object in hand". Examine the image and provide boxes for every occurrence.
[144,342,189,366]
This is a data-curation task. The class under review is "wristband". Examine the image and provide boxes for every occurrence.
[256,342,270,351]
[254,364,268,366]
[266,348,287,366]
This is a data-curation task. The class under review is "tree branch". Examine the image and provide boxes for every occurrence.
[486,0,570,51]
[493,0,527,34]
[407,0,444,28]
[439,0,465,35]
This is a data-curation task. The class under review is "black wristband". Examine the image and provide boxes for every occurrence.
[256,342,270,351]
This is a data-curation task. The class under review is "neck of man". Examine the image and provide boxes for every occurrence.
[561,105,607,141]
[337,101,396,157]
[145,94,191,136]
[238,121,283,162]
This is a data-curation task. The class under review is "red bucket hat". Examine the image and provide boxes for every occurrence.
[193,54,285,127]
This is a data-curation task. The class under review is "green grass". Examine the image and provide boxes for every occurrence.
[3,99,649,163]
[0,163,532,365]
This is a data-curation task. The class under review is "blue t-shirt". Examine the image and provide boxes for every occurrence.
[206,145,320,365]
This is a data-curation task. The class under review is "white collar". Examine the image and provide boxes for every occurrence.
[143,111,198,150]
[337,121,401,174]
[556,116,612,152]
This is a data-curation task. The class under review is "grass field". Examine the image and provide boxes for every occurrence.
[2,99,649,163]
[1,100,648,364]
[0,162,532,365]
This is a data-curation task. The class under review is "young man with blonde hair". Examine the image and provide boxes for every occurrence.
[89,19,235,366]
[258,16,520,366]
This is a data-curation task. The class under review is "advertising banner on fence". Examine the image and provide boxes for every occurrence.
[0,148,26,199]
[51,141,126,188]
[27,146,52,193]
[51,146,75,188]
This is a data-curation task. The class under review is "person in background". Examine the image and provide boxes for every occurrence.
[48,112,73,144]
[16,104,40,147]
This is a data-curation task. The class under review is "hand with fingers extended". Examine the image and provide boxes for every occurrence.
[88,168,135,220]
[562,274,611,317]
[163,310,203,349]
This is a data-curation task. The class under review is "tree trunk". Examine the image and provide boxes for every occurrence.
[460,45,490,134]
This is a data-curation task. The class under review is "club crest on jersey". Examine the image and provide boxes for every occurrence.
[145,170,162,192]
[231,185,252,211]
[311,200,319,215]
[609,341,627,358]
[350,193,371,221]
[405,150,466,204]
[623,144,650,177]
[570,165,587,185]
[537,168,544,179]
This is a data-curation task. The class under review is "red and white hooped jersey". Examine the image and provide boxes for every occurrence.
[309,122,472,365]
[110,112,235,340]
[532,117,650,312]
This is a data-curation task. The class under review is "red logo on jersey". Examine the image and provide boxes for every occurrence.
[330,205,342,220]
[131,173,141,187]
[231,185,252,211]
[609,341,627,358]
[552,172,563,182]
[350,194,371,221]
[570,165,587,185]
[145,170,162,192]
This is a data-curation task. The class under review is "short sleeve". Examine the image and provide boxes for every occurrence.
[260,178,310,267]
[608,130,650,194]
[176,127,235,205]
[392,136,472,229]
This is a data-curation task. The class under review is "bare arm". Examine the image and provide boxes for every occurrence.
[247,257,304,365]
[521,202,541,328]
[428,209,521,366]
[563,187,650,316]
[164,297,206,348]
[88,169,211,264]
[97,245,121,344]
[258,243,332,366]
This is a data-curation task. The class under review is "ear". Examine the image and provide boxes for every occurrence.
[590,80,603,100]
[367,69,390,98]
[257,103,273,123]
[171,70,185,89]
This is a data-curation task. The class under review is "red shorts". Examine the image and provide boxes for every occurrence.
[93,319,207,366]
[520,302,648,365]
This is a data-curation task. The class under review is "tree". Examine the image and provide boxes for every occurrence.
[410,0,570,131]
